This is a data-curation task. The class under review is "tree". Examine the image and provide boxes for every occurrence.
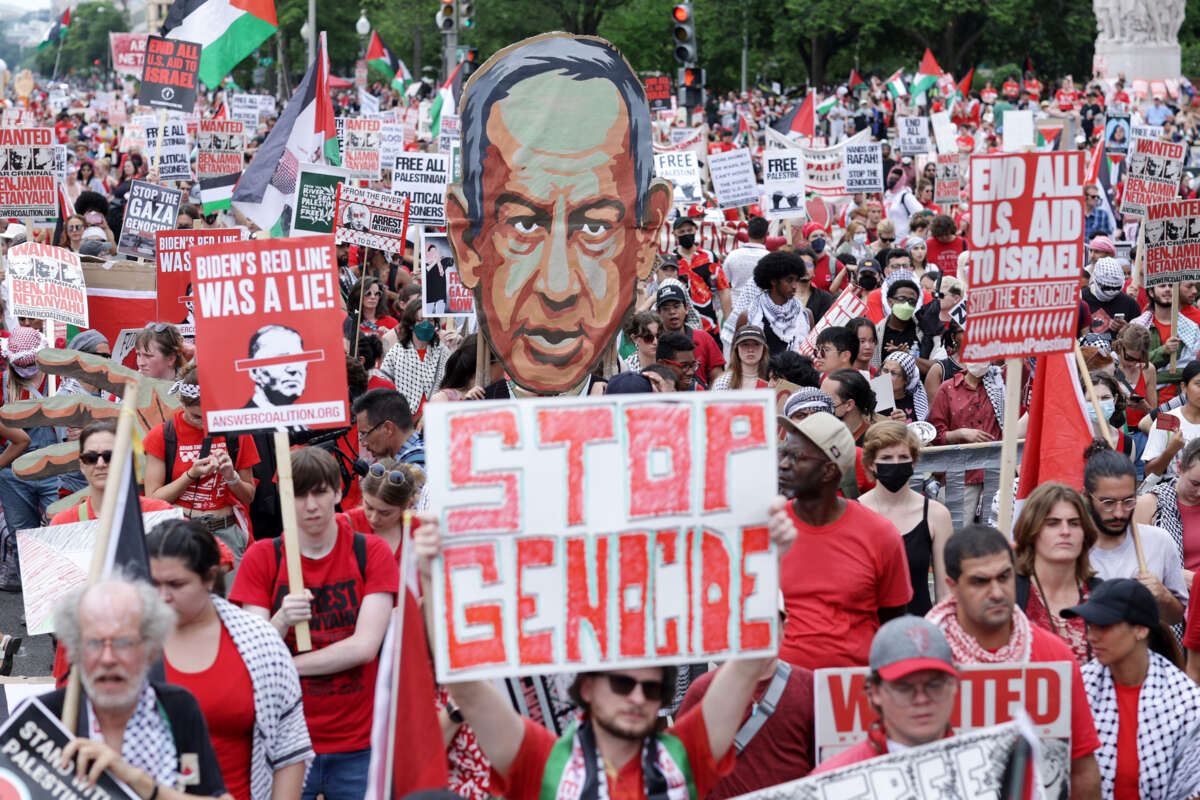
[30,2,128,78]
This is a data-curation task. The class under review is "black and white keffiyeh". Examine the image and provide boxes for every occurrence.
[884,350,929,421]
[1148,480,1188,640]
[380,342,447,419]
[88,682,177,787]
[981,366,1006,428]
[746,291,809,352]
[1083,650,1200,800]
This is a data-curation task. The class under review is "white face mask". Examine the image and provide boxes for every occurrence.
[853,232,867,245]
[965,362,992,378]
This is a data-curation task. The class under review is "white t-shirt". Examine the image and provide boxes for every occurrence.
[884,188,922,238]
[1089,524,1188,604]
[1142,407,1200,475]
[722,242,767,291]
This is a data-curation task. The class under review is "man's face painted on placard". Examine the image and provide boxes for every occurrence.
[249,327,308,405]
[447,35,670,395]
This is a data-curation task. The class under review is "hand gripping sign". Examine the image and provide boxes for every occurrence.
[425,392,780,682]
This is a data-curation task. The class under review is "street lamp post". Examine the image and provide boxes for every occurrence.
[301,20,312,67]
[356,10,370,59]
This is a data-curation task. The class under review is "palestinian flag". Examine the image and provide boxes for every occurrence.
[885,70,907,98]
[38,9,69,50]
[816,95,837,115]
[736,110,752,147]
[957,67,975,99]
[772,92,814,139]
[1016,353,1092,507]
[366,31,397,77]
[430,59,465,140]
[200,172,239,212]
[391,60,414,94]
[232,31,338,235]
[1036,126,1063,151]
[163,0,278,89]
[910,48,940,97]
[848,69,864,90]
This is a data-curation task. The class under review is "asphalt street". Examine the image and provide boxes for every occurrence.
[0,588,54,678]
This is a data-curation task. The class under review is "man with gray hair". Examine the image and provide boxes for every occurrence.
[46,575,230,799]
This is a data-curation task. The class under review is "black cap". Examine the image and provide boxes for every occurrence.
[656,282,688,308]
[858,256,882,275]
[605,371,654,394]
[673,215,699,231]
[1061,578,1159,629]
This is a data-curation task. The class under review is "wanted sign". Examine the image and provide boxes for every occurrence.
[421,231,473,318]
[156,228,243,326]
[437,114,460,156]
[117,180,183,259]
[138,36,200,112]
[965,153,1084,360]
[898,116,931,154]
[934,152,960,205]
[0,128,55,217]
[1121,137,1187,217]
[654,150,702,205]
[761,149,805,220]
[392,153,450,227]
[6,243,87,327]
[143,118,190,182]
[343,118,382,181]
[291,164,351,237]
[190,235,349,434]
[843,142,883,193]
[197,119,244,179]
[707,147,759,209]
[425,392,780,681]
[333,184,410,253]
[1145,199,1200,287]
[644,75,671,112]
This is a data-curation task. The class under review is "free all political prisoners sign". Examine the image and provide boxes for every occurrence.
[424,392,779,682]
[963,152,1084,361]
[189,235,349,434]
[1145,199,1200,286]
[5,243,87,327]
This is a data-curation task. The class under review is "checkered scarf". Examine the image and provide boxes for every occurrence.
[1083,651,1200,800]
[379,342,447,421]
[981,365,1006,429]
[884,350,929,421]
[88,682,177,787]
[926,595,1032,664]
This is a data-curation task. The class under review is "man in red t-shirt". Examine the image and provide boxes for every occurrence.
[926,525,1103,796]
[924,214,965,278]
[230,446,396,800]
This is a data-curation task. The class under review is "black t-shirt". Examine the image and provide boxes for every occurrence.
[881,320,918,357]
[1082,288,1142,334]
[805,288,835,326]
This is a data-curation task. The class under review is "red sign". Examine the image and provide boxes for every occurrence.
[644,75,671,111]
[190,235,349,434]
[109,33,148,78]
[964,152,1083,361]
[798,288,867,356]
[156,229,243,329]
[1145,199,1200,287]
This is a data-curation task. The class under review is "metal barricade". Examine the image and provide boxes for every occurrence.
[913,440,1024,531]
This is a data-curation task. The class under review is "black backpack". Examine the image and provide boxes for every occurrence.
[267,531,368,613]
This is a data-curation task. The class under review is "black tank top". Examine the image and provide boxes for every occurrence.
[904,494,934,616]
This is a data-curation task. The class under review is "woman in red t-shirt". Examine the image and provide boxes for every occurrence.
[148,519,312,800]
[48,421,174,525]
[348,277,399,335]
[924,214,966,278]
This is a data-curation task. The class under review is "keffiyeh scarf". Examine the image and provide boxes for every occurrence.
[546,718,692,800]
[884,350,929,421]
[380,342,447,421]
[926,595,1032,664]
[88,682,177,787]
[747,292,809,352]
[981,366,1006,428]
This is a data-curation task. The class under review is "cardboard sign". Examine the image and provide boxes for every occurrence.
[898,116,931,154]
[761,148,806,220]
[930,109,957,155]
[1104,112,1131,156]
[798,288,868,356]
[143,118,190,181]
[797,130,871,197]
[1002,109,1035,152]
[230,93,259,127]
[0,128,55,217]
[290,164,351,237]
[197,119,244,179]
[934,152,960,205]
[437,114,460,156]
[844,142,883,193]
[644,75,671,112]
[138,36,200,112]
[421,230,473,318]
[343,118,382,181]
[108,32,148,78]
[333,184,410,253]
[156,228,243,326]
[1131,123,1163,141]
[380,121,404,167]
[5,243,87,327]
[707,148,759,209]
[1145,199,1200,287]
[669,126,702,145]
[117,180,183,259]
[964,153,1084,361]
[391,152,449,227]
[0,108,35,129]
[654,150,702,205]
[425,392,779,681]
[190,235,348,434]
[0,698,143,800]
[1121,137,1187,217]
[52,145,67,186]
[258,95,276,117]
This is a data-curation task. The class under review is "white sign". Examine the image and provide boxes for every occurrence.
[931,110,958,155]
[1002,109,1035,152]
[843,143,883,193]
[760,148,806,220]
[898,116,931,155]
[391,152,450,227]
[707,148,759,209]
[654,150,702,205]
[230,93,259,127]
[144,119,191,182]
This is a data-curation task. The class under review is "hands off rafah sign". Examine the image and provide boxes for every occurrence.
[425,392,780,682]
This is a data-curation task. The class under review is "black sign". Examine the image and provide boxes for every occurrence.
[0,697,141,800]
[118,180,183,259]
[138,36,201,112]
[645,75,671,112]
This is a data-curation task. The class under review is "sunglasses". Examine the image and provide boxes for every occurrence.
[80,450,113,465]
[66,224,84,232]
[605,673,666,702]
[368,462,408,486]
[639,332,659,343]
[143,322,171,333]
[879,236,895,243]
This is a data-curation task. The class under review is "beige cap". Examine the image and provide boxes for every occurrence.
[778,411,856,477]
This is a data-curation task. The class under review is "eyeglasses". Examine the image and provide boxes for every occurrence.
[361,419,388,438]
[880,674,956,705]
[661,358,698,372]
[368,462,408,486]
[605,673,666,702]
[1090,495,1137,512]
[80,450,113,465]
[83,636,144,655]
[66,224,84,231]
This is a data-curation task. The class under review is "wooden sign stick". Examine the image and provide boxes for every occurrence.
[1170,283,1180,373]
[274,431,312,651]
[152,107,167,177]
[383,511,414,798]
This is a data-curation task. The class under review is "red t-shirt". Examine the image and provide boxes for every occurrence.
[1181,304,1200,328]
[925,237,966,277]
[229,516,398,753]
[143,409,260,513]
[165,623,254,800]
[493,707,733,800]
[1054,89,1078,110]
[779,501,913,670]
[1113,682,1140,796]
[49,494,174,525]
[1180,579,1200,651]
[1027,626,1101,759]
[689,326,726,383]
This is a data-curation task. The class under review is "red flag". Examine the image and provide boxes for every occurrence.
[1016,353,1094,501]
[848,69,864,89]
[958,67,975,97]
[918,48,941,79]
[777,92,814,139]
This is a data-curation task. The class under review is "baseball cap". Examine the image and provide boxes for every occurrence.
[732,325,767,347]
[0,222,24,240]
[1062,578,1159,629]
[673,214,699,231]
[656,282,688,309]
[869,616,959,681]
[605,371,654,395]
[857,255,882,275]
[777,411,855,477]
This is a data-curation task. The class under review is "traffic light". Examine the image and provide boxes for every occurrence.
[679,66,705,110]
[671,3,696,64]
[436,0,455,32]
[461,47,479,78]
[458,0,474,29]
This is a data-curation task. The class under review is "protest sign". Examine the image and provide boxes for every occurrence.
[143,118,190,181]
[964,153,1084,361]
[258,95,276,117]
[437,114,460,156]
[897,116,931,154]
[934,152,960,205]
[707,148,759,209]
[644,75,671,112]
[654,150,702,205]
[380,121,404,167]
[117,180,183,259]
[17,510,182,635]
[420,231,473,318]
[392,152,450,227]
[766,128,870,197]
[1120,137,1187,217]
[53,145,66,185]
[1144,199,1200,287]
[109,32,147,77]
[798,288,868,356]
[930,109,957,155]
[760,149,805,220]
[118,120,147,154]
[669,126,702,145]
[190,235,348,434]
[290,164,352,237]
[1002,109,1035,152]
[425,391,779,682]
[0,108,34,128]
[333,184,410,253]
[138,36,200,112]
[0,128,55,217]
[1104,112,1131,156]
[0,698,143,800]
[197,119,244,179]
[230,93,259,127]
[1131,123,1163,141]
[5,243,87,327]
[844,142,883,193]
[156,228,243,327]
[813,662,1071,798]
[343,118,382,181]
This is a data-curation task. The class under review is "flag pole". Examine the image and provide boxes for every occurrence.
[995,358,1022,538]
[52,33,64,82]
[383,511,414,798]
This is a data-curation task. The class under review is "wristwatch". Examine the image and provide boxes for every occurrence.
[445,700,464,724]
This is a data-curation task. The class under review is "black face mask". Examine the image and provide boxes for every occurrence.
[677,233,696,249]
[858,272,880,291]
[887,176,900,189]
[873,461,914,493]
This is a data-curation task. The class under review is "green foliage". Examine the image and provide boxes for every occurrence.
[29,2,128,77]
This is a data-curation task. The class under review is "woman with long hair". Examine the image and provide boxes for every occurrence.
[1144,360,1200,477]
[58,214,86,251]
[430,335,489,403]
[712,325,769,390]
[379,297,448,424]
[347,276,399,336]
[621,310,661,372]
[1114,323,1156,429]
[835,219,869,264]
[847,316,878,374]
[135,322,186,381]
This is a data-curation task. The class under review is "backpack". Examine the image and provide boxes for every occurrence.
[268,530,368,613]
[163,418,239,478]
